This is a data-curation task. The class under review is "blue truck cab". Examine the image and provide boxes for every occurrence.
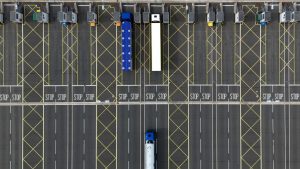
[121,12,133,71]
[145,131,155,144]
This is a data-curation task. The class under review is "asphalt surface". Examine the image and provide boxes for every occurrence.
[0,2,300,169]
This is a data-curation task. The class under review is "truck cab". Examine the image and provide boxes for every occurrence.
[145,131,155,169]
[145,131,155,143]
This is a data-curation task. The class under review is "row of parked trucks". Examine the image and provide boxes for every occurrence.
[120,12,163,72]
[5,3,300,26]
[5,3,300,75]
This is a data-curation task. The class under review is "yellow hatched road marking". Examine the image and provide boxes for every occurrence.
[162,25,169,85]
[96,5,117,169]
[96,5,117,101]
[168,5,189,169]
[134,24,142,84]
[96,105,116,169]
[240,5,263,169]
[234,23,241,84]
[20,5,48,169]
[143,23,151,84]
[189,23,194,84]
[279,23,295,84]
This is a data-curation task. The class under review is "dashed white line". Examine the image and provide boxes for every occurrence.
[128,139,130,154]
[83,139,86,169]
[200,116,202,154]
[83,140,85,154]
[54,119,57,134]
[83,158,85,169]
[128,118,130,133]
[83,119,86,134]
[155,117,158,132]
[9,131,11,153]
[272,140,275,159]
[227,138,230,155]
[200,139,202,153]
[128,138,130,169]
[200,117,202,133]
[55,139,57,154]
[272,118,274,135]
[200,159,202,169]
[227,117,230,134]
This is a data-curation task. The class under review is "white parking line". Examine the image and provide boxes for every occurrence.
[9,105,11,169]
[83,105,86,169]
[21,23,24,169]
[228,138,230,168]
[282,22,287,169]
[288,105,290,169]
[287,33,290,168]
[128,115,130,168]
[284,105,287,169]
[54,103,57,169]
[259,22,264,169]
[272,140,275,169]
[83,140,85,169]
[155,116,158,169]
[212,105,214,169]
[187,17,190,169]
[227,106,230,169]
[272,108,275,169]
[71,27,75,169]
[238,23,242,169]
[43,21,45,169]
[65,25,70,169]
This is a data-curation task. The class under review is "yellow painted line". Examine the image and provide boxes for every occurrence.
[61,25,64,84]
[0,25,4,85]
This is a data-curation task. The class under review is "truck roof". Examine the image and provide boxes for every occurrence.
[145,131,155,141]
[121,12,132,21]
[121,20,132,71]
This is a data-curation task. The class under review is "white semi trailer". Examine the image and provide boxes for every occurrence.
[151,14,161,71]
[144,131,155,169]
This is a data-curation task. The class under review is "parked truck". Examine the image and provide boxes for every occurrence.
[144,131,155,169]
[121,12,133,71]
[151,14,161,71]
